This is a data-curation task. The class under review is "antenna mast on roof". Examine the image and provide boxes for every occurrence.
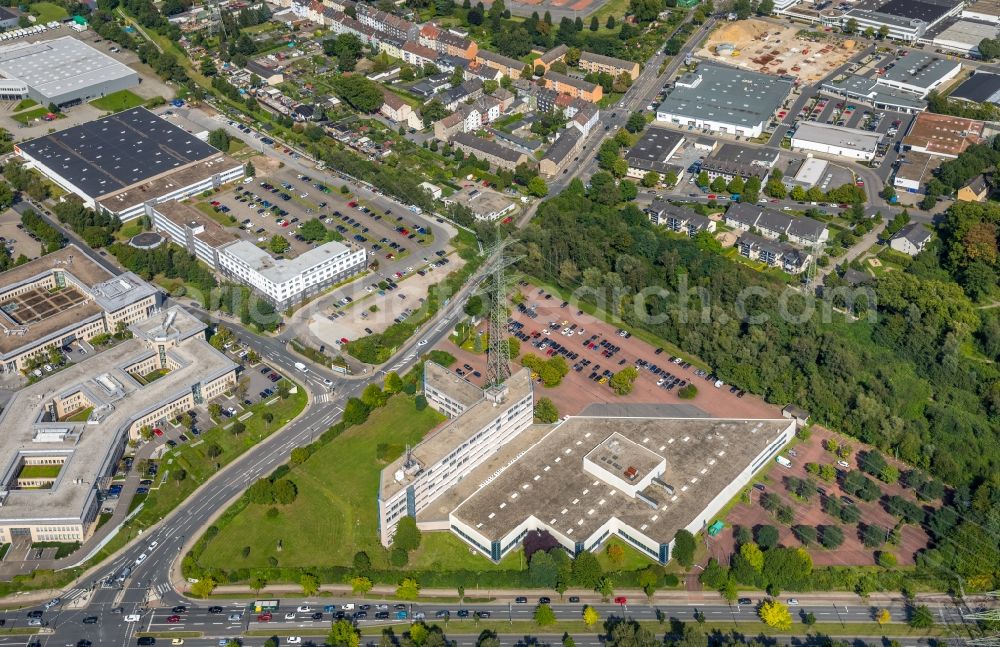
[475,235,521,398]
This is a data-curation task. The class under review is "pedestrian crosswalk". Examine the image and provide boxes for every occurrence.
[315,392,336,404]
[63,588,86,601]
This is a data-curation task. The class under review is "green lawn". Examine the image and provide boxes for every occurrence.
[29,1,68,22]
[90,89,146,112]
[13,98,37,112]
[198,396,446,569]
[143,368,170,383]
[196,202,237,227]
[138,384,308,525]
[117,222,144,241]
[64,406,93,422]
[19,464,62,479]
[13,107,50,124]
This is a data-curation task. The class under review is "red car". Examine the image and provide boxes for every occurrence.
[348,201,358,207]
[258,613,272,622]
[340,337,349,344]
[707,194,716,199]
[855,179,864,187]
[153,428,164,437]
[167,615,181,623]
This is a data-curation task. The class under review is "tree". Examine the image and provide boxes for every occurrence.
[759,599,792,630]
[606,15,616,28]
[571,551,602,588]
[534,604,556,626]
[909,604,934,629]
[625,111,646,133]
[673,529,696,567]
[641,171,660,188]
[300,572,320,596]
[862,524,886,548]
[740,542,765,572]
[394,516,422,552]
[877,608,891,625]
[755,524,779,550]
[758,0,774,13]
[351,575,373,595]
[609,366,638,395]
[980,37,1000,61]
[792,525,817,545]
[208,128,230,152]
[361,383,388,409]
[332,75,385,112]
[384,371,404,394]
[397,577,420,600]
[534,397,559,423]
[190,577,216,597]
[269,235,290,254]
[528,176,549,197]
[710,176,728,193]
[844,17,858,33]
[606,619,658,647]
[820,525,844,549]
[329,618,361,647]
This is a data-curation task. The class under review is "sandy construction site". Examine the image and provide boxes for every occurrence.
[696,19,856,84]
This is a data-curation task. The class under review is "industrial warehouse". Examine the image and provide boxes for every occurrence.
[378,362,795,564]
[0,36,139,106]
[0,307,237,544]
[16,108,244,221]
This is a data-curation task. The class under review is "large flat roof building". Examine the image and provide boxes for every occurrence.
[0,307,237,544]
[932,20,1000,57]
[625,127,684,178]
[876,51,961,97]
[0,36,139,106]
[379,361,795,564]
[790,121,884,161]
[949,70,1000,104]
[0,246,159,374]
[901,111,985,158]
[963,0,1000,23]
[656,63,793,138]
[16,108,244,221]
[700,143,779,182]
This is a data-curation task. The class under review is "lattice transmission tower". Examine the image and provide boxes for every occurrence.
[475,236,521,397]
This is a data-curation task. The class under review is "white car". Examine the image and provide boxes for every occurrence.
[837,460,850,468]
[284,612,297,620]
[417,339,428,346]
[787,599,800,606]
[147,541,158,552]
[296,606,312,613]
[134,553,147,565]
[287,639,302,645]
[125,614,141,622]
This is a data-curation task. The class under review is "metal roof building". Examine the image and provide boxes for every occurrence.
[655,63,793,138]
[0,36,139,106]
[790,122,884,161]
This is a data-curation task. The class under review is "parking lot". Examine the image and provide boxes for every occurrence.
[0,208,44,261]
[307,250,460,348]
[199,164,435,264]
[439,284,780,419]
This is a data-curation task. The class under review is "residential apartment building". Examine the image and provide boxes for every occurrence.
[533,44,567,72]
[700,144,778,182]
[539,128,583,177]
[381,90,424,130]
[355,3,419,40]
[725,202,829,247]
[889,223,932,255]
[475,49,524,79]
[647,201,716,237]
[438,79,484,110]
[736,233,812,274]
[579,51,640,81]
[543,71,602,103]
[450,132,531,171]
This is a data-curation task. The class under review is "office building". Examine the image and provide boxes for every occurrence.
[0,246,159,374]
[0,307,236,544]
[217,239,367,310]
[656,63,793,138]
[16,108,244,221]
[790,122,884,161]
[0,36,139,106]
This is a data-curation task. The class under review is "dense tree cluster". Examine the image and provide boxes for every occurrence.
[20,209,65,253]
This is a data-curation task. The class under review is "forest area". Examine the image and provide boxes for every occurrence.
[518,178,1000,585]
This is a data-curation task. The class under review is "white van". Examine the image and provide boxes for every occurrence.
[125,614,141,622]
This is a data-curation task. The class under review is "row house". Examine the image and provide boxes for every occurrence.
[402,41,442,69]
[539,127,583,177]
[724,202,829,247]
[355,3,419,40]
[533,44,567,72]
[420,23,478,59]
[324,9,381,47]
[736,233,812,274]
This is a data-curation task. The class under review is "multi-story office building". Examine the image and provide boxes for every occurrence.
[0,246,159,374]
[0,307,236,544]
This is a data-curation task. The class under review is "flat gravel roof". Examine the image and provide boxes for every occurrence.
[18,107,221,200]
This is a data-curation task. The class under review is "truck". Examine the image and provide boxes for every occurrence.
[775,456,792,468]
[254,599,280,613]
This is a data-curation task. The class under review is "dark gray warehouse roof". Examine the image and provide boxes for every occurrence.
[18,107,221,200]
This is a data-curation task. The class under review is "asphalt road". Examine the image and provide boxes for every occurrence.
[16,594,975,646]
